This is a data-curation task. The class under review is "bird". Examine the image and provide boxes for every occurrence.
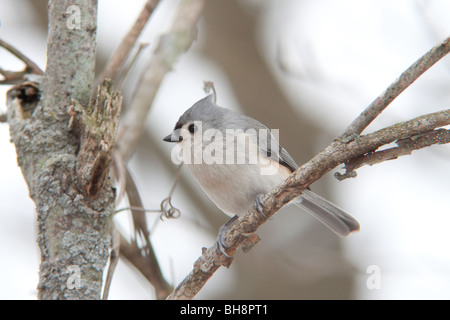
[163,95,360,239]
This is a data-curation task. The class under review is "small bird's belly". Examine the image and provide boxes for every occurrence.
[186,163,286,217]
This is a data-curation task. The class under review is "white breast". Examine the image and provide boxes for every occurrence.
[181,130,290,217]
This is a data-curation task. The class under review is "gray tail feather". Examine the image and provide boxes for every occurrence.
[294,189,360,237]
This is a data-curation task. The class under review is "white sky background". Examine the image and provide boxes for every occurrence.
[0,0,449,299]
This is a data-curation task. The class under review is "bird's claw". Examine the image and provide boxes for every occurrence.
[215,215,239,259]
[215,214,261,261]
[255,193,269,219]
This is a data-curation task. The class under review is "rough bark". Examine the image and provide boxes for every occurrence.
[6,0,121,299]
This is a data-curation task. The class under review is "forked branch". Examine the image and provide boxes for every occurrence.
[167,36,450,300]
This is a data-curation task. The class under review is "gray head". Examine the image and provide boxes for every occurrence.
[163,95,298,171]
[163,95,263,143]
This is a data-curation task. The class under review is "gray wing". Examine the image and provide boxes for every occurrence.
[241,114,360,237]
[242,116,298,172]
[278,146,298,172]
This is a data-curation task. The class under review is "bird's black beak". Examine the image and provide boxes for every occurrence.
[163,134,174,142]
[163,133,179,143]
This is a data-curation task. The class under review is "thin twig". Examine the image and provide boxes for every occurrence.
[102,224,121,300]
[115,42,150,90]
[119,234,172,299]
[0,38,44,76]
[335,128,450,180]
[119,166,172,299]
[115,0,206,161]
[340,35,450,141]
[97,0,161,84]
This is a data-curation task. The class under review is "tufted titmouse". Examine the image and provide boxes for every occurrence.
[163,95,360,237]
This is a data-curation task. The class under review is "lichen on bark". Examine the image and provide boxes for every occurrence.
[6,1,121,299]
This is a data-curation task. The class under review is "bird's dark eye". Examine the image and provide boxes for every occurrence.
[188,123,196,134]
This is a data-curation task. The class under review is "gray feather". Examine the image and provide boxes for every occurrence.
[295,189,360,237]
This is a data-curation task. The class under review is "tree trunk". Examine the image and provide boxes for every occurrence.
[6,0,119,299]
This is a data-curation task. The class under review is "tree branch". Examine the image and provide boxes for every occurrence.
[97,0,161,84]
[167,107,450,300]
[94,0,205,299]
[166,33,450,298]
[0,38,44,75]
[42,1,98,108]
[340,35,450,141]
[335,128,450,180]
[0,38,44,85]
[115,0,206,161]
[118,166,173,299]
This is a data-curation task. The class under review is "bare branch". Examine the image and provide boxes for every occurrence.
[119,166,173,299]
[116,0,206,161]
[119,234,173,299]
[0,38,44,76]
[42,0,97,108]
[340,36,450,141]
[0,38,44,85]
[115,42,150,90]
[102,224,120,300]
[0,68,34,85]
[165,34,450,299]
[335,128,450,180]
[97,0,161,83]
[167,108,450,299]
[98,0,205,299]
